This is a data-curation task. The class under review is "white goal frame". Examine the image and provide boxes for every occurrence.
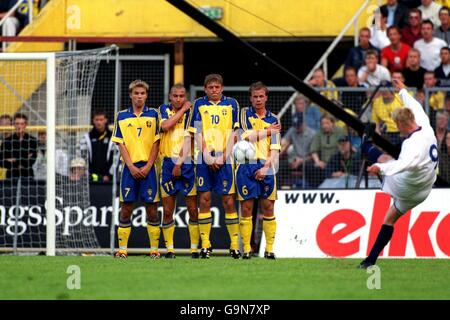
[0,52,57,256]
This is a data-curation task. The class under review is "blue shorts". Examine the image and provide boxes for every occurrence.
[120,162,160,203]
[196,155,235,195]
[235,160,277,201]
[160,157,196,198]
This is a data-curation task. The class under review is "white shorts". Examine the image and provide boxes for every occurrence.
[392,197,427,214]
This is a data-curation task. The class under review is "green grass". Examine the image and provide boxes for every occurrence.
[0,256,449,300]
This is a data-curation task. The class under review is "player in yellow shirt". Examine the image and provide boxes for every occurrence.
[159,84,199,259]
[187,74,241,259]
[371,87,403,146]
[112,80,161,259]
[236,82,281,259]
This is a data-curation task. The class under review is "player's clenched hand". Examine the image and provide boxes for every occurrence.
[129,164,145,179]
[267,123,281,135]
[210,157,223,171]
[181,101,192,112]
[139,164,152,178]
[172,164,181,178]
[367,164,381,174]
[255,166,269,181]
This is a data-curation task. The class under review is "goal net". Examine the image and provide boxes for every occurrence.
[0,46,117,255]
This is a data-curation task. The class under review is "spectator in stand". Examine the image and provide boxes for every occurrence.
[80,110,114,183]
[324,135,361,180]
[0,114,12,146]
[402,48,427,88]
[401,8,423,47]
[32,131,69,181]
[434,6,450,43]
[339,66,368,114]
[423,70,446,126]
[306,115,344,187]
[309,68,338,102]
[424,70,445,105]
[280,113,316,172]
[438,131,450,182]
[68,158,87,182]
[292,93,321,131]
[0,113,37,180]
[419,0,443,27]
[434,46,450,86]
[435,110,449,148]
[414,19,448,71]
[379,0,410,28]
[382,26,412,72]
[444,95,450,127]
[358,50,392,87]
[416,88,427,105]
[0,114,12,180]
[370,7,391,50]
[371,86,403,145]
[345,27,380,71]
[0,0,21,48]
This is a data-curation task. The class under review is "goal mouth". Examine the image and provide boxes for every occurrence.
[0,46,118,256]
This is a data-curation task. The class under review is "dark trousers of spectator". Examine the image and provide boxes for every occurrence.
[304,160,325,188]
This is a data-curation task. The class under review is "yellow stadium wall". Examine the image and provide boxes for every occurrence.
[59,0,383,38]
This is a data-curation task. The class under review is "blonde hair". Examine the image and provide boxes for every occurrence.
[128,79,149,93]
[392,108,415,126]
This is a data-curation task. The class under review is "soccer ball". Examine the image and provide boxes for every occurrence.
[233,140,256,163]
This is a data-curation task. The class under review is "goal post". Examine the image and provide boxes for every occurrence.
[0,46,118,256]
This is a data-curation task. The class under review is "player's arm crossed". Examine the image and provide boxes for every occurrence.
[216,100,241,169]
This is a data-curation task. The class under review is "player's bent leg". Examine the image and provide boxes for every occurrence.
[239,199,254,259]
[223,194,241,258]
[198,191,212,258]
[185,195,200,258]
[161,195,176,258]
[115,202,133,258]
[261,199,276,260]
[146,202,161,259]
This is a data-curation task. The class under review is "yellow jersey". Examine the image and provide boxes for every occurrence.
[112,106,160,163]
[240,107,281,160]
[371,94,403,133]
[188,95,239,154]
[159,103,191,158]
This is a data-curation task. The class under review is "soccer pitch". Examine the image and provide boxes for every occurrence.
[1,256,449,300]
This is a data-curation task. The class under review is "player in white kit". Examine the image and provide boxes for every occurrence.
[358,78,438,269]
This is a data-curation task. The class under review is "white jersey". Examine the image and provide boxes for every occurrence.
[377,89,438,201]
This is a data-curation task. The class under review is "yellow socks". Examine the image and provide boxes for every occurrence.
[147,220,161,253]
[263,216,276,253]
[162,220,175,253]
[188,219,200,253]
[118,218,131,253]
[225,212,240,251]
[198,212,212,249]
[239,215,253,253]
